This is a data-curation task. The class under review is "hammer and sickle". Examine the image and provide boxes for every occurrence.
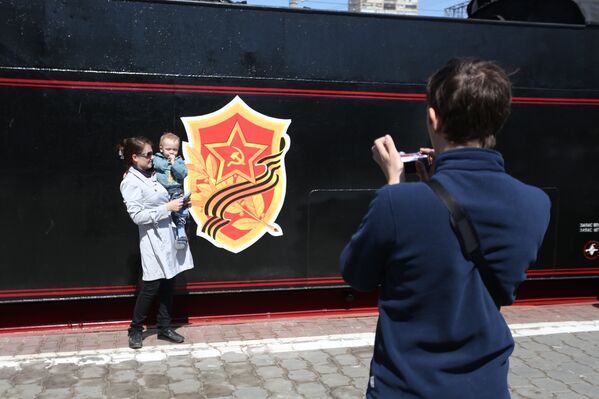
[227,146,246,167]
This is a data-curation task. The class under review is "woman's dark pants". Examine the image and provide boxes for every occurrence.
[128,278,174,334]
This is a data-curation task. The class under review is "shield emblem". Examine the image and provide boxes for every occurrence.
[181,96,291,253]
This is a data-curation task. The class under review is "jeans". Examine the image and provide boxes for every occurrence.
[167,186,189,240]
[129,278,174,333]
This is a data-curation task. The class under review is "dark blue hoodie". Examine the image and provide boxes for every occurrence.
[340,148,550,399]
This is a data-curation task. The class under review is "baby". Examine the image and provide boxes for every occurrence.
[153,132,189,249]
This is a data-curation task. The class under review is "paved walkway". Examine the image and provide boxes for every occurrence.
[1,303,598,398]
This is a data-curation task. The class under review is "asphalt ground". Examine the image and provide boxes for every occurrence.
[1,303,598,398]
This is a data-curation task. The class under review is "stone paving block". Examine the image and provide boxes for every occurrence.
[299,350,331,364]
[195,358,224,371]
[263,378,295,393]
[511,386,550,399]
[142,373,170,389]
[192,348,221,357]
[333,354,360,366]
[296,381,327,395]
[273,351,301,360]
[42,373,78,389]
[4,383,43,398]
[570,382,599,397]
[567,337,599,353]
[169,393,205,399]
[19,346,42,355]
[167,355,196,367]
[559,361,595,375]
[109,359,138,370]
[48,363,79,375]
[225,362,255,374]
[269,394,299,399]
[169,378,202,395]
[73,393,109,399]
[202,381,235,398]
[575,356,599,371]
[545,369,584,384]
[350,346,373,359]
[77,365,108,379]
[200,369,230,383]
[225,363,261,387]
[138,388,172,399]
[508,373,535,388]
[0,367,18,380]
[351,376,368,390]
[280,358,308,370]
[580,371,599,385]
[341,365,367,379]
[287,369,317,382]
[320,372,350,388]
[324,348,349,356]
[107,368,137,384]
[73,378,105,397]
[538,350,574,363]
[312,362,339,374]
[36,387,72,399]
[560,336,596,351]
[248,354,276,367]
[532,334,565,346]
[13,362,49,384]
[221,352,249,363]
[106,381,140,398]
[330,385,365,399]
[0,379,12,396]
[531,377,569,392]
[553,392,592,399]
[138,361,168,374]
[229,372,262,388]
[233,386,269,399]
[510,364,546,378]
[518,340,553,353]
[255,365,285,379]
[512,347,538,361]
[245,344,268,354]
[166,365,197,381]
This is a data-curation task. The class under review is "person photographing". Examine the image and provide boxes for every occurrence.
[341,59,550,398]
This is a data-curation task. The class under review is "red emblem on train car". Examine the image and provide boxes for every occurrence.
[181,96,291,253]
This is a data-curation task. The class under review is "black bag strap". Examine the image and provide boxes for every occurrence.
[426,179,503,309]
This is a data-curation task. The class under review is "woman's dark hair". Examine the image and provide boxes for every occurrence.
[426,58,512,148]
[116,136,153,169]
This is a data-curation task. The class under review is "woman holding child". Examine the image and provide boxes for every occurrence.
[117,135,194,349]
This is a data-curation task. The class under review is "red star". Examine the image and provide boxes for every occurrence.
[205,122,268,184]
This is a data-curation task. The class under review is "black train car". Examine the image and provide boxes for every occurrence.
[0,0,598,329]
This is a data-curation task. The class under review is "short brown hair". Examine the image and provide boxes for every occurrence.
[426,58,512,148]
[160,132,180,146]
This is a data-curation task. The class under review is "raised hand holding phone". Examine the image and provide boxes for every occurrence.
[371,135,405,185]
[415,147,436,181]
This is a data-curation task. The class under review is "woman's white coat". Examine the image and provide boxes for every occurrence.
[120,167,194,281]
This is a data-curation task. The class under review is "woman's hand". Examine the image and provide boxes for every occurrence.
[415,147,436,181]
[371,135,404,185]
[166,197,185,212]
